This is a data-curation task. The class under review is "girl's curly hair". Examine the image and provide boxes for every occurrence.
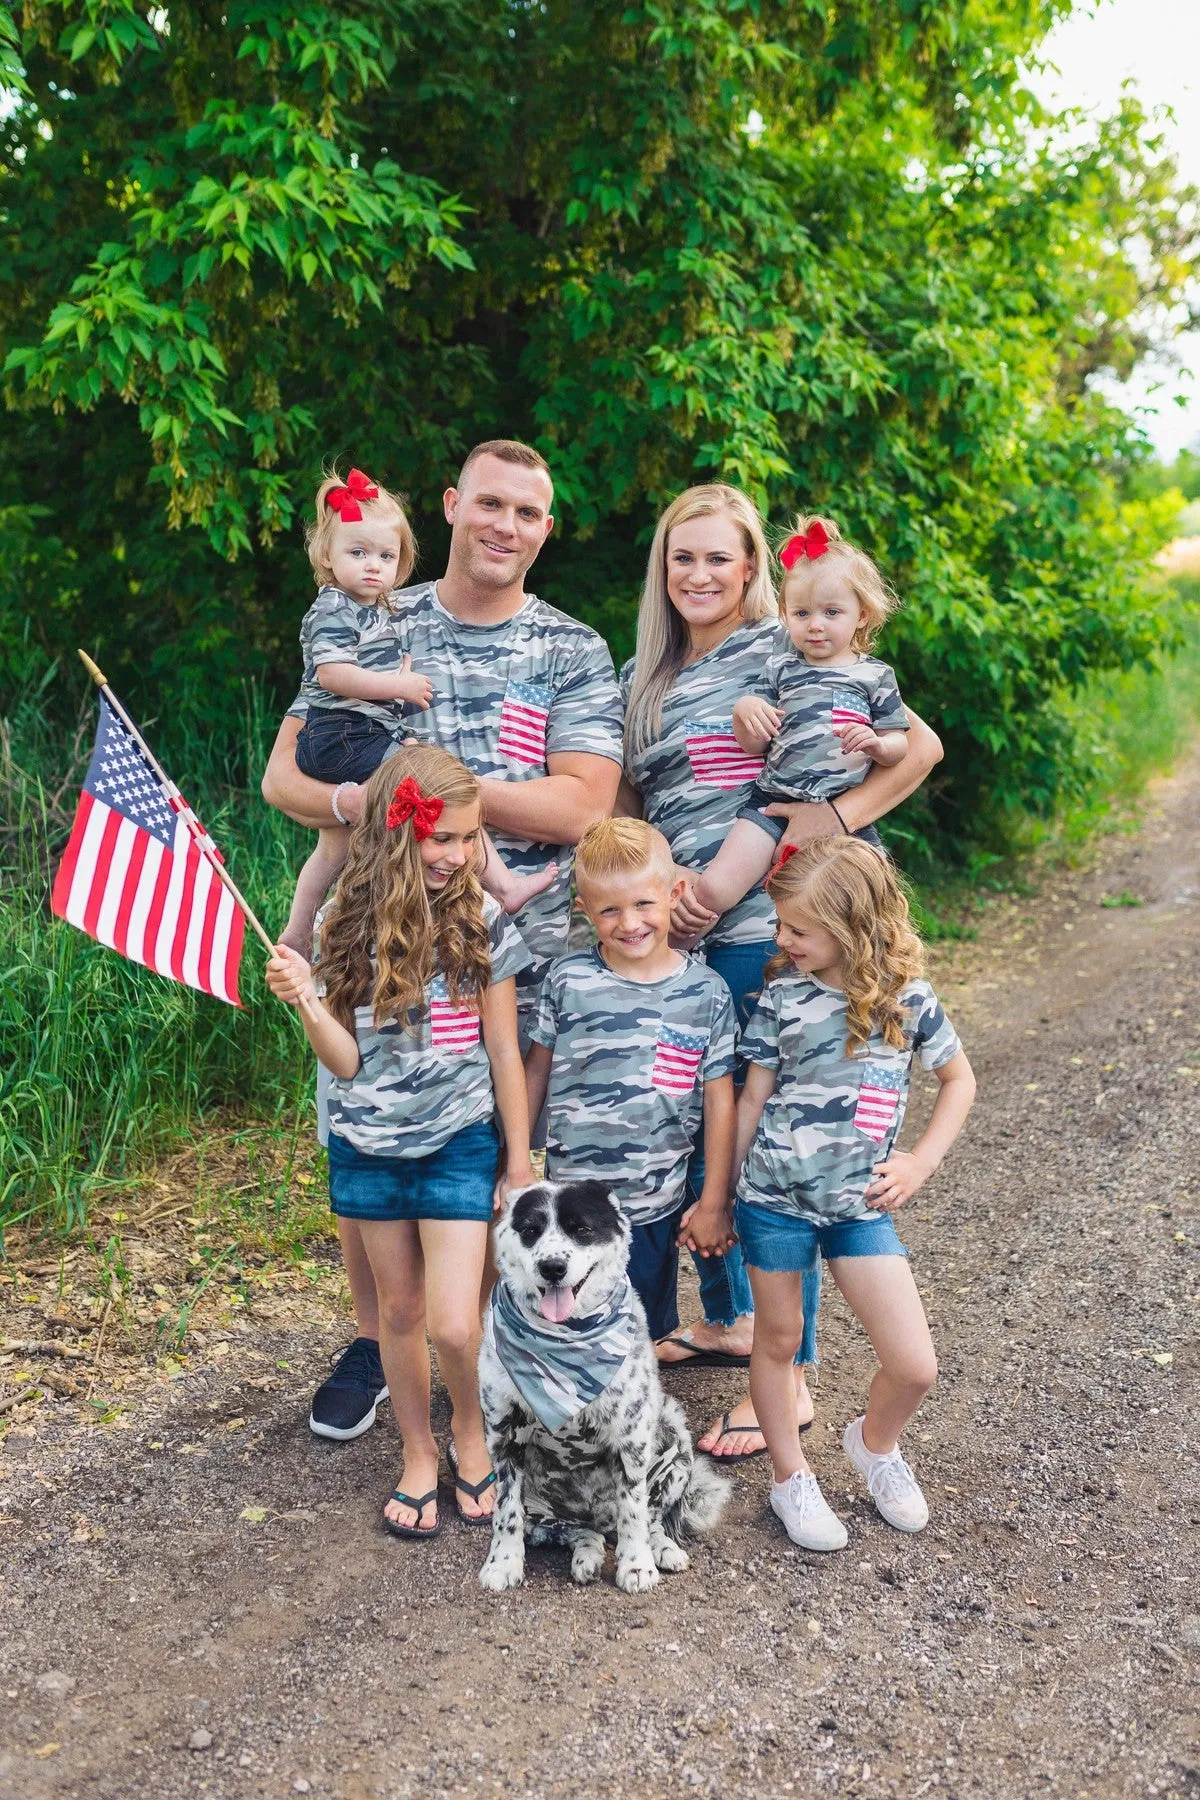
[778,514,900,653]
[764,838,924,1056]
[318,746,491,1032]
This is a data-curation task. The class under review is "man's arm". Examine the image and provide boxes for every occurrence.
[479,750,621,848]
[765,706,942,849]
[261,715,366,829]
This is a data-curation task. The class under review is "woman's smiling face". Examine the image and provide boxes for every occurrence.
[664,512,755,641]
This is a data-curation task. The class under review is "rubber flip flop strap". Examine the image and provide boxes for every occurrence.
[454,1469,498,1501]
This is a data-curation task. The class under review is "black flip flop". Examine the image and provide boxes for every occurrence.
[703,1410,814,1463]
[657,1329,751,1370]
[383,1487,440,1539]
[448,1442,498,1527]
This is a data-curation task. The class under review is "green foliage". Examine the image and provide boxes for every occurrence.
[0,0,1198,855]
[0,647,311,1231]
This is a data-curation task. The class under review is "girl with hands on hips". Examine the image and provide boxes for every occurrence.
[268,744,535,1542]
[723,837,975,1553]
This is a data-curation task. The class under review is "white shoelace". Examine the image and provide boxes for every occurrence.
[865,1450,921,1507]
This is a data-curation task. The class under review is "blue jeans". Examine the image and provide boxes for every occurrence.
[688,939,820,1365]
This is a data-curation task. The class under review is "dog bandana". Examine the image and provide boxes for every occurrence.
[487,1277,640,1433]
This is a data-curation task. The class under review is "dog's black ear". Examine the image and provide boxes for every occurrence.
[555,1181,625,1242]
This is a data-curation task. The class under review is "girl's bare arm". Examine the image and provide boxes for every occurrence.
[482,976,535,1188]
[731,1062,778,1189]
[865,1050,976,1210]
[264,946,361,1079]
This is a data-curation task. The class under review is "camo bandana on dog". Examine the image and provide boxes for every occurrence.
[486,1277,639,1433]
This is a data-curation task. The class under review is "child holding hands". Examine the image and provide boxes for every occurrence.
[693,837,974,1551]
[267,745,534,1539]
[282,466,556,953]
[689,517,909,929]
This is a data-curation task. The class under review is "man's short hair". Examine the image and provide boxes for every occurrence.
[457,439,552,490]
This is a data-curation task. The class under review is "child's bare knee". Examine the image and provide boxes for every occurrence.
[755,1320,804,1364]
[429,1313,480,1361]
[379,1293,424,1339]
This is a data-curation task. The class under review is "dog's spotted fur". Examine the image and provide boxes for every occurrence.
[479,1180,730,1593]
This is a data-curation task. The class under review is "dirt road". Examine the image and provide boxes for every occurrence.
[2,766,1198,1800]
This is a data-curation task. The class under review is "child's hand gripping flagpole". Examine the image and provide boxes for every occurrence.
[75,650,320,1021]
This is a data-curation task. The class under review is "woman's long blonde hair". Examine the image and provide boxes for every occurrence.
[318,746,491,1031]
[623,484,777,758]
[764,839,924,1057]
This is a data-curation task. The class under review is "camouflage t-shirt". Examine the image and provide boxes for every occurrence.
[298,585,410,734]
[755,653,909,803]
[737,974,961,1224]
[291,581,625,982]
[530,948,738,1226]
[619,619,788,948]
[317,894,532,1159]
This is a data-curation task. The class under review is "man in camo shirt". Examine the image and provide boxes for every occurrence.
[262,441,624,1440]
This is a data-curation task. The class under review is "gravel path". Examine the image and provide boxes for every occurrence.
[2,766,1197,1800]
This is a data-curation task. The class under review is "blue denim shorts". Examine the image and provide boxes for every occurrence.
[734,1199,906,1273]
[295,707,399,786]
[327,1119,499,1222]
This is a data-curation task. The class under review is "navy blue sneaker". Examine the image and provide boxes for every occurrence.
[309,1337,389,1441]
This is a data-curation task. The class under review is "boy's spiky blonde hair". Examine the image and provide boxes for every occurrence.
[305,465,417,608]
[574,817,677,893]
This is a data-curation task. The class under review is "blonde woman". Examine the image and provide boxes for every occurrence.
[267,746,534,1538]
[619,484,944,1460]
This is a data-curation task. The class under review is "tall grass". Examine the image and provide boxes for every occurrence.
[0,655,314,1234]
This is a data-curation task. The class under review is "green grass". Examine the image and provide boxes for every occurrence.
[0,658,315,1235]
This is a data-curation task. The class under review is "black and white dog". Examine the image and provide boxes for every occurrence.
[478,1180,730,1593]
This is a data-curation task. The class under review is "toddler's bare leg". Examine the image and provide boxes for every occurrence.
[692,816,779,922]
[481,829,558,917]
[281,825,349,954]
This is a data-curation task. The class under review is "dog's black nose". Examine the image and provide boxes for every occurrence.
[536,1256,569,1286]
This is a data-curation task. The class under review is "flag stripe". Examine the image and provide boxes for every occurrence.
[94,816,139,948]
[62,796,110,928]
[82,808,124,940]
[140,836,176,974]
[222,903,244,1006]
[51,791,92,919]
[193,862,222,994]
[112,829,150,960]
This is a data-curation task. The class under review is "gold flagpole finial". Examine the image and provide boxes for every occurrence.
[78,649,108,688]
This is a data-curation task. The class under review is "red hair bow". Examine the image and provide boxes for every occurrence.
[779,522,829,569]
[770,844,801,875]
[386,776,444,840]
[326,468,379,523]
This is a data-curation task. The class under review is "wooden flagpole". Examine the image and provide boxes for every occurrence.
[77,650,319,1017]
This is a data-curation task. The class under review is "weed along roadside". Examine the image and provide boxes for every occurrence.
[0,754,1196,1798]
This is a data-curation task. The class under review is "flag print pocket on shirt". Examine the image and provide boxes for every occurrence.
[831,702,871,744]
[651,1026,707,1094]
[429,979,481,1055]
[497,679,552,767]
[683,718,765,790]
[852,1060,905,1142]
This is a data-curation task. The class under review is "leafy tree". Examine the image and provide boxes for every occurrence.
[2,0,1197,850]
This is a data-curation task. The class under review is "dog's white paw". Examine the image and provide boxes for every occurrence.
[571,1541,606,1584]
[654,1540,690,1573]
[479,1553,525,1592]
[616,1556,660,1594]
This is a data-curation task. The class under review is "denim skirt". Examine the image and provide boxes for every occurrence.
[327,1119,499,1223]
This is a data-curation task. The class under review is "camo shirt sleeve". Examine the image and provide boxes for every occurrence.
[320,895,531,1159]
[297,585,411,732]
[535,949,739,1225]
[736,976,962,1224]
[620,618,789,949]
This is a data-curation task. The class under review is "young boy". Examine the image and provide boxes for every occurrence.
[524,817,737,1341]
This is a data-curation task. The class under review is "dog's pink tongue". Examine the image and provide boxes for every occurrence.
[539,1284,574,1324]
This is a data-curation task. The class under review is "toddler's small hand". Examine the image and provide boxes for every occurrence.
[865,1151,932,1211]
[734,698,783,742]
[391,653,433,709]
[834,721,882,757]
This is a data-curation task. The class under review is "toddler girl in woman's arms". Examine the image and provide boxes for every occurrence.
[689,517,908,928]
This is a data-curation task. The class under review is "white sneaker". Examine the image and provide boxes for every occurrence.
[769,1472,849,1552]
[843,1416,929,1533]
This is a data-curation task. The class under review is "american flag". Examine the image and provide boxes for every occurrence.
[51,695,244,1006]
[852,1063,905,1142]
[497,679,551,767]
[684,718,765,790]
[831,704,871,736]
[429,984,481,1053]
[650,1025,707,1095]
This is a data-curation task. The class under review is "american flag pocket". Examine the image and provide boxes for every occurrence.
[831,703,871,742]
[497,679,552,767]
[651,1026,707,1094]
[429,980,481,1055]
[852,1060,905,1142]
[683,718,765,790]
